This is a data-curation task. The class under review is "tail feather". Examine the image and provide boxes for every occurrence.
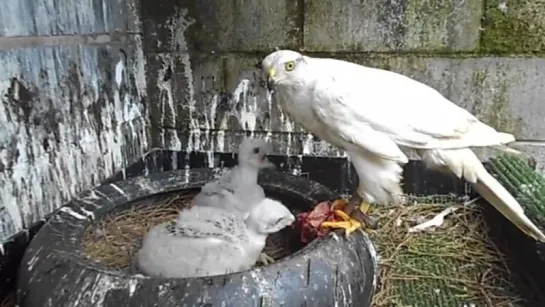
[419,148,545,242]
[492,145,523,156]
[460,123,516,146]
[496,132,516,144]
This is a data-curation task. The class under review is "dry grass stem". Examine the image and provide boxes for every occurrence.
[371,198,524,307]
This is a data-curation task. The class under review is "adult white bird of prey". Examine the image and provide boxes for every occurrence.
[256,49,545,242]
[137,198,295,278]
[190,137,275,220]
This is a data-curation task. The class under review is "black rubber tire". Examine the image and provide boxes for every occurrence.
[16,169,377,307]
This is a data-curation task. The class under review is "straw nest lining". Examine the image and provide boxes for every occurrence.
[82,192,303,272]
[370,196,524,307]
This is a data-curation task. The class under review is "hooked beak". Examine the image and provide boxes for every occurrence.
[255,60,276,92]
[266,68,276,91]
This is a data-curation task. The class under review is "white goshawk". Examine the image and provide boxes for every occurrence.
[256,49,545,242]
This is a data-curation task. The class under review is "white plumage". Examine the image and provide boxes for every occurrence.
[259,49,545,242]
[190,137,275,220]
[137,198,295,278]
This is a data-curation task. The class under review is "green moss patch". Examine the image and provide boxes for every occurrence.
[481,0,545,53]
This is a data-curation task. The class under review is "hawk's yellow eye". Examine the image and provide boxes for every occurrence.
[284,61,296,71]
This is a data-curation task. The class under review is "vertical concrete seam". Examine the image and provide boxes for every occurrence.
[298,0,305,50]
[478,0,488,49]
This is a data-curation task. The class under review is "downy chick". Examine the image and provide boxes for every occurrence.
[242,198,295,266]
[137,198,294,278]
[189,137,275,220]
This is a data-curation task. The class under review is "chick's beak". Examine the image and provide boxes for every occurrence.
[260,155,276,169]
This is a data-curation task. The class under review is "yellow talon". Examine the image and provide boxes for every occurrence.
[332,209,351,220]
[321,210,363,237]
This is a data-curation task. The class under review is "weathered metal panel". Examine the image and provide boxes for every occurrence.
[0,0,147,244]
[0,0,140,37]
[0,35,149,242]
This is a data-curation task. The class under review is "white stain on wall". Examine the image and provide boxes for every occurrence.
[147,6,344,163]
[0,42,149,242]
[156,53,182,151]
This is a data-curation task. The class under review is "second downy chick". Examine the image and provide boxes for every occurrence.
[243,198,295,266]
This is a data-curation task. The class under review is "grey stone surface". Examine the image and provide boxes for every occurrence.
[187,0,301,52]
[124,0,142,33]
[147,52,228,150]
[142,0,301,53]
[304,0,483,52]
[0,35,150,241]
[155,128,346,157]
[140,3,197,53]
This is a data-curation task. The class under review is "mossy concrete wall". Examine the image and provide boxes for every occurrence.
[143,0,545,170]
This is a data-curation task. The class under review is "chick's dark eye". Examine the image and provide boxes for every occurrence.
[253,147,260,154]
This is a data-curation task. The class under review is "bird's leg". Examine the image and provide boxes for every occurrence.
[346,194,379,230]
[258,252,275,266]
[321,194,378,237]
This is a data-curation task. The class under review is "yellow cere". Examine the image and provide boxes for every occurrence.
[268,67,276,78]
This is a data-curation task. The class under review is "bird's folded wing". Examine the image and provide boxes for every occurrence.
[310,88,408,163]
[175,206,246,238]
[311,61,514,150]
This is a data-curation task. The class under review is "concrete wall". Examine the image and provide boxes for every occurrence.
[2,0,545,242]
[145,0,545,162]
[0,0,150,242]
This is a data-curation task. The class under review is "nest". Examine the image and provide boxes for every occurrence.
[371,197,524,307]
[82,192,526,305]
[82,192,302,272]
